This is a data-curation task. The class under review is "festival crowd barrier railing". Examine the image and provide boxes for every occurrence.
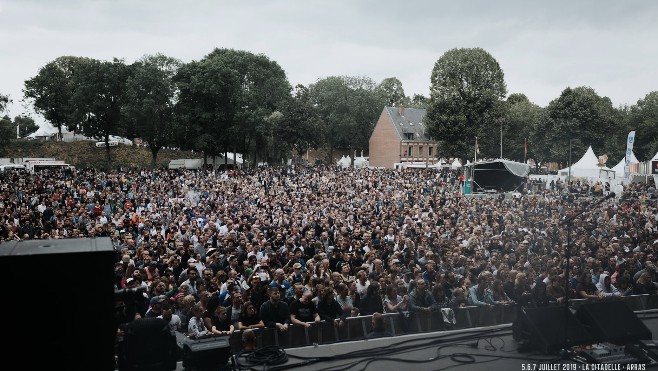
[179,294,658,355]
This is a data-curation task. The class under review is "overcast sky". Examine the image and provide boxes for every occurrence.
[2,0,658,127]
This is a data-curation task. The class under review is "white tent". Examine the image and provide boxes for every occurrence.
[557,146,615,179]
[612,151,639,177]
[337,155,351,169]
[451,159,462,169]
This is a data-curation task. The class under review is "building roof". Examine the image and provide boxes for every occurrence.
[385,106,430,141]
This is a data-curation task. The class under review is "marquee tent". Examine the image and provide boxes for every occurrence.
[612,151,639,177]
[557,146,615,179]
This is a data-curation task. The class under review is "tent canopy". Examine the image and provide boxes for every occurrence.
[558,146,614,179]
[465,159,530,192]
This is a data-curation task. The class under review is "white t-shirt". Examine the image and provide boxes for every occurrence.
[157,314,182,335]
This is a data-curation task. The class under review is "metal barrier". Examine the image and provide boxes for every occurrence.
[218,294,658,354]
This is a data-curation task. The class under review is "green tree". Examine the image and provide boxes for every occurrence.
[14,115,39,137]
[23,56,91,140]
[627,91,658,161]
[409,94,429,109]
[377,77,407,107]
[276,85,323,162]
[71,58,131,167]
[124,54,182,168]
[0,95,12,154]
[534,87,618,165]
[309,76,385,163]
[176,48,290,167]
[426,47,507,163]
[503,93,545,162]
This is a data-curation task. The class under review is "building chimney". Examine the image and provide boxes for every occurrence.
[398,105,405,117]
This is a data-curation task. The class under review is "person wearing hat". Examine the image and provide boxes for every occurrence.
[145,295,166,318]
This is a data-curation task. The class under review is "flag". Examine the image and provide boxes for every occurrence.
[475,137,480,154]
[524,138,527,156]
[624,131,635,183]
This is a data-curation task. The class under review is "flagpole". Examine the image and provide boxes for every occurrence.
[475,136,478,163]
[524,138,527,164]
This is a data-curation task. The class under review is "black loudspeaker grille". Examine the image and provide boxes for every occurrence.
[520,305,594,354]
[575,301,652,344]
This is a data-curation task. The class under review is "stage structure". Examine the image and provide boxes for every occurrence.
[463,159,530,194]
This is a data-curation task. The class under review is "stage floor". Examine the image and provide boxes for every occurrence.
[168,311,658,371]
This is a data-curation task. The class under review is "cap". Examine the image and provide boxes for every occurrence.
[293,262,302,269]
[188,258,197,264]
[391,259,400,264]
[125,278,135,284]
[150,296,165,305]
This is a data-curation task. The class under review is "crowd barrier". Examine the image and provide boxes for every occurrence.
[179,294,658,355]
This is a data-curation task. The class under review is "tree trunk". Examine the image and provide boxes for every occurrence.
[150,147,160,169]
[104,134,112,169]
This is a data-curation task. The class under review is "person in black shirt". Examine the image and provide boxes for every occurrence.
[259,286,289,332]
[289,291,320,328]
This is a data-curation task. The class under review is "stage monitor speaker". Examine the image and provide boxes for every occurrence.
[118,318,177,371]
[575,301,652,344]
[181,336,232,371]
[0,237,116,370]
[514,305,594,354]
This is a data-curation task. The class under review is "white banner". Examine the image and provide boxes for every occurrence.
[624,131,635,183]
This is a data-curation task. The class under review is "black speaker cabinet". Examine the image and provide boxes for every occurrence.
[514,305,594,354]
[0,238,115,370]
[575,301,652,344]
[181,335,232,371]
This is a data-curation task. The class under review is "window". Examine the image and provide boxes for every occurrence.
[419,146,424,157]
[404,133,414,140]
[429,146,433,157]
[407,146,413,157]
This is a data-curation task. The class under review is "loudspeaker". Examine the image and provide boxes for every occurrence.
[181,336,232,371]
[575,301,652,344]
[514,305,594,354]
[0,238,116,370]
[118,318,178,371]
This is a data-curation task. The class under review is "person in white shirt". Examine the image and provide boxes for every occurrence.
[157,302,182,335]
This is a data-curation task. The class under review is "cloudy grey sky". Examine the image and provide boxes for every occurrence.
[1,0,658,127]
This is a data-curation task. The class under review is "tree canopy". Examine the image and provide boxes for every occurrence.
[426,47,507,162]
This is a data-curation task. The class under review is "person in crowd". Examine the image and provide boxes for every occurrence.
[188,302,210,339]
[409,279,437,313]
[468,275,494,307]
[596,272,622,298]
[634,271,658,295]
[157,302,182,335]
[366,312,392,339]
[490,278,513,304]
[358,282,384,316]
[317,287,346,329]
[238,301,265,330]
[576,272,602,300]
[259,286,289,332]
[289,291,321,328]
[210,305,234,337]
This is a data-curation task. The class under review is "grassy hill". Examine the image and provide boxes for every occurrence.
[3,140,203,169]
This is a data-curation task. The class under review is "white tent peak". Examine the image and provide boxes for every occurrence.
[570,146,599,169]
[558,146,614,179]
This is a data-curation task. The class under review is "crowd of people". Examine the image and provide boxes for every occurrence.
[1,166,657,346]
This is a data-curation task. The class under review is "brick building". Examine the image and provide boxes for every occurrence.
[368,106,438,168]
